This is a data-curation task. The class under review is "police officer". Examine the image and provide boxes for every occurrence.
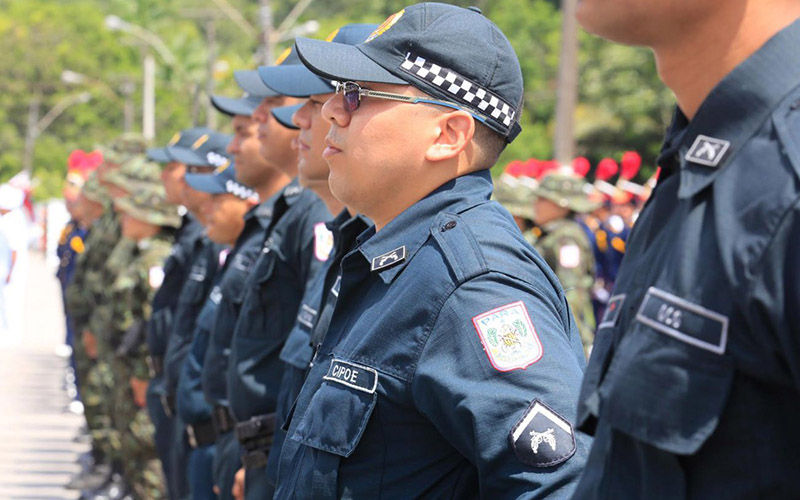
[144,127,215,500]
[225,46,332,499]
[176,164,257,500]
[274,4,590,497]
[256,22,376,489]
[201,66,293,499]
[532,172,599,354]
[573,0,800,497]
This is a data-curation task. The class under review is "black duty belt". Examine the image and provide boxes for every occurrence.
[146,355,164,378]
[186,418,217,449]
[212,405,237,435]
[160,394,176,418]
[236,413,277,469]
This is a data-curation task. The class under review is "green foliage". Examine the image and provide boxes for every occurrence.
[0,0,672,199]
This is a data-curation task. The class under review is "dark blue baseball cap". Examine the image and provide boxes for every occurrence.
[271,103,303,130]
[294,3,523,142]
[257,24,378,97]
[147,127,214,164]
[210,94,263,117]
[233,47,302,97]
[185,163,257,201]
[167,130,232,168]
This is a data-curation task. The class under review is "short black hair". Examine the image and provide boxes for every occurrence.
[472,122,507,170]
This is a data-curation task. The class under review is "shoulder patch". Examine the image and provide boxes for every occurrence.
[509,399,576,468]
[558,244,580,268]
[314,222,334,261]
[472,301,543,371]
[685,134,731,167]
[148,266,165,289]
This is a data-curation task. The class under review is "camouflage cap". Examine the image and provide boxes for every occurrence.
[533,172,600,213]
[98,134,149,165]
[493,177,535,220]
[104,155,162,189]
[81,171,110,205]
[114,182,181,228]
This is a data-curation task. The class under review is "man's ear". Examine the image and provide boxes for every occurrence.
[424,110,475,162]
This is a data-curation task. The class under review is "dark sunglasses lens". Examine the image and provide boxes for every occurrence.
[343,86,360,112]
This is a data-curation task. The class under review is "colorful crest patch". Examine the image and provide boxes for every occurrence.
[148,266,165,289]
[314,222,334,261]
[472,301,543,371]
[364,9,404,43]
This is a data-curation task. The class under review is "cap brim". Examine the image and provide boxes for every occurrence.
[185,172,226,194]
[257,64,334,97]
[146,147,172,163]
[272,104,302,130]
[234,70,279,97]
[294,38,406,85]
[166,146,203,166]
[211,95,262,117]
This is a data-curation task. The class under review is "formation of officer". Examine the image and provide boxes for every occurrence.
[53,1,800,498]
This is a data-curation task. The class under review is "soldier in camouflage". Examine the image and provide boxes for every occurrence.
[493,176,541,245]
[532,172,600,355]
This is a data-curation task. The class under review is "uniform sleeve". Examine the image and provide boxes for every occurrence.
[411,272,590,498]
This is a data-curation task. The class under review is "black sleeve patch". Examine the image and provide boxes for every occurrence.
[509,399,576,468]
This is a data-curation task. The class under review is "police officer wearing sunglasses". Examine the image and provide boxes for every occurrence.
[273,3,590,498]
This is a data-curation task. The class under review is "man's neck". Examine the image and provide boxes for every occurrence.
[654,7,800,120]
[310,184,344,216]
[256,171,292,201]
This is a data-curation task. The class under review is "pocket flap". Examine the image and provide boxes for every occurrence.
[290,359,378,457]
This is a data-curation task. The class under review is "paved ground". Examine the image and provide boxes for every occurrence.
[0,251,85,499]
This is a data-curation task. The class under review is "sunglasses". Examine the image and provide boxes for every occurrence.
[334,81,489,126]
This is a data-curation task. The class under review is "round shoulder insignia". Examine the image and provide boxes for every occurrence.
[148,266,165,289]
[558,244,581,269]
[314,222,334,261]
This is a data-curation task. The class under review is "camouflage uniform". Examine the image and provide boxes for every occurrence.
[533,173,600,354]
[493,176,541,245]
[110,184,181,500]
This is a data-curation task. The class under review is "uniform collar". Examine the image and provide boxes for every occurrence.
[244,183,289,229]
[357,170,493,284]
[666,18,800,199]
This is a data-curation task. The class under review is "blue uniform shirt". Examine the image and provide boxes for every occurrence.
[56,219,88,292]
[163,237,222,401]
[575,18,800,499]
[227,180,331,421]
[202,199,276,409]
[275,170,589,499]
[265,210,370,486]
[148,214,205,362]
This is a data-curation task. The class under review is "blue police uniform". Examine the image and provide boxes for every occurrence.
[574,19,800,499]
[56,219,88,374]
[145,213,204,500]
[275,171,590,498]
[202,199,276,500]
[227,179,331,498]
[176,243,242,500]
[265,210,370,487]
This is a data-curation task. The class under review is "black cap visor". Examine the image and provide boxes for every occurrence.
[211,95,262,117]
[294,38,406,85]
[257,64,334,97]
[166,146,204,166]
[146,147,172,164]
[271,103,302,130]
[185,172,225,194]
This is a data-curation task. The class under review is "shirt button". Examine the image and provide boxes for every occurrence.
[441,220,457,232]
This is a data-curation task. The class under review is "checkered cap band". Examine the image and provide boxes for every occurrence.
[399,53,516,131]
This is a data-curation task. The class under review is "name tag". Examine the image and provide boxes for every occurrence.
[635,287,728,354]
[188,263,207,282]
[323,359,378,394]
[598,294,625,329]
[297,304,318,329]
[232,253,252,272]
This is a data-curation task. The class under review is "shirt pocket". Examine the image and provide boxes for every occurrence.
[291,360,378,457]
[179,275,208,305]
[599,288,734,454]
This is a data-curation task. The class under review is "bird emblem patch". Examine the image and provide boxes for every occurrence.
[472,301,543,371]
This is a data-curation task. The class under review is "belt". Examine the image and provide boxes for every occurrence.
[236,413,277,469]
[160,394,176,418]
[212,405,236,435]
[146,355,164,378]
[186,419,217,449]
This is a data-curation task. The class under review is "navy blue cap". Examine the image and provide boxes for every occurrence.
[211,94,263,117]
[271,103,303,130]
[185,163,257,200]
[294,3,523,142]
[148,127,214,164]
[233,47,302,97]
[167,130,232,168]
[258,24,378,97]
